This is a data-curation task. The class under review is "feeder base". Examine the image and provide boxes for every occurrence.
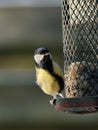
[54,96,98,114]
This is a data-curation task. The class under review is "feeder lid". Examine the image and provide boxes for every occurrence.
[54,96,98,114]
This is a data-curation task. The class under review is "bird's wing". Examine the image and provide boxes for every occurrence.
[53,61,63,77]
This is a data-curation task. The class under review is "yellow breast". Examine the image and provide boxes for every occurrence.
[35,62,63,96]
[35,69,60,96]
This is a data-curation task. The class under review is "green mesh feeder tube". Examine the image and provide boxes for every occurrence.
[54,0,98,114]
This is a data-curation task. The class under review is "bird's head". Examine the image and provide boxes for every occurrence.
[34,47,53,72]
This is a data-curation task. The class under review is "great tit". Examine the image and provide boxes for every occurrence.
[34,47,64,104]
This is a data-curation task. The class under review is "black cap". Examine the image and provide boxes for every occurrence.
[34,47,49,55]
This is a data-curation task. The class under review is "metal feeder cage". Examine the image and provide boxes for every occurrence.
[54,0,98,114]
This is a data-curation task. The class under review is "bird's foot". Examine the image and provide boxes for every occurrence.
[50,99,56,105]
[50,94,64,105]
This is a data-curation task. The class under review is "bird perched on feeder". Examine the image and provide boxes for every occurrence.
[34,47,64,104]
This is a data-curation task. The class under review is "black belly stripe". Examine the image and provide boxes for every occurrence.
[52,73,64,93]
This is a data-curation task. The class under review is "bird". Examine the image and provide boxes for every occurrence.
[33,47,64,105]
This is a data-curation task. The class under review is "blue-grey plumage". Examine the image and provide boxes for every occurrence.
[34,47,64,98]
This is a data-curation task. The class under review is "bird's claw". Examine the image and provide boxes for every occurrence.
[50,99,56,105]
[50,94,64,105]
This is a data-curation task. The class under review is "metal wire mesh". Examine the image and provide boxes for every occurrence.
[61,0,98,98]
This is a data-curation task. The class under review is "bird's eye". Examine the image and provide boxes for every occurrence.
[39,50,48,55]
[39,51,45,54]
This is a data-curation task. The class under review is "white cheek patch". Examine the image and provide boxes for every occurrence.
[34,52,52,64]
[34,54,44,64]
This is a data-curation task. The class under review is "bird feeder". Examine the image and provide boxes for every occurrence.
[54,0,98,114]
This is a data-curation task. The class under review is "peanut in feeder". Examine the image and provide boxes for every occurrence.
[54,0,98,114]
[65,61,98,98]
